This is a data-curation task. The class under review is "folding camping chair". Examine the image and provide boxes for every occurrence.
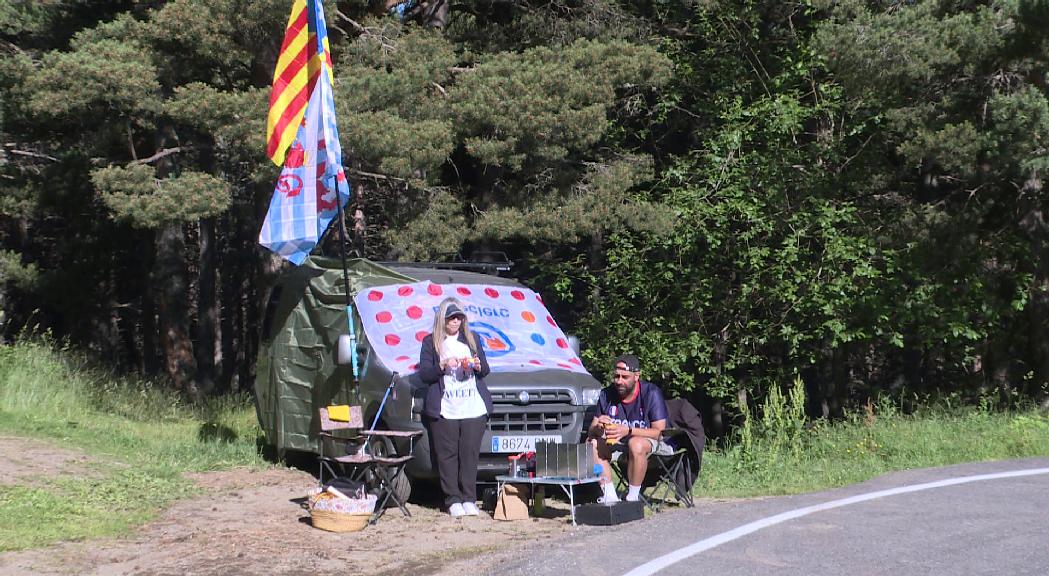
[318,405,422,523]
[611,428,696,511]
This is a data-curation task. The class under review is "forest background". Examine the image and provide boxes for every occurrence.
[3,0,1049,438]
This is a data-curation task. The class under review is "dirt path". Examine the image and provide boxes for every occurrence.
[0,437,583,575]
[0,436,114,485]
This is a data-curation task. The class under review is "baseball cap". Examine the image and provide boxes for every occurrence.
[613,354,640,372]
[444,303,467,320]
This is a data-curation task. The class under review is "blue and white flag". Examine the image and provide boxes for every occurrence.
[259,0,350,265]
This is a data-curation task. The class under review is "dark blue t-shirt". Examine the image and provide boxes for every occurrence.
[598,380,669,429]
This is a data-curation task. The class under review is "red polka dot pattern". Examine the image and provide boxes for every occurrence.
[354,282,589,377]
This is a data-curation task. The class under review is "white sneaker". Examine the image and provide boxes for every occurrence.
[462,502,480,516]
[448,502,466,518]
[597,494,620,504]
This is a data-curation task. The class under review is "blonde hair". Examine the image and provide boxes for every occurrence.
[432,297,478,357]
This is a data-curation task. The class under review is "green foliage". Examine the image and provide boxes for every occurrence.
[734,377,807,479]
[26,37,161,122]
[0,0,60,37]
[472,155,676,243]
[92,165,231,227]
[339,26,458,118]
[448,39,671,170]
[343,110,454,181]
[163,83,268,160]
[385,187,469,260]
[699,397,1049,498]
[0,250,39,291]
[812,0,1049,397]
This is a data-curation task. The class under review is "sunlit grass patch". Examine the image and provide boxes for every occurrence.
[0,469,192,551]
[0,339,268,550]
[699,380,1049,498]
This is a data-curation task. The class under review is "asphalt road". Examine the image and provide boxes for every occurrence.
[482,457,1049,576]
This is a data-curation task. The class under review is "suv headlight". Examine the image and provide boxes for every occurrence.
[581,388,601,406]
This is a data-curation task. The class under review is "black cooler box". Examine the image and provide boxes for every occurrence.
[575,501,645,525]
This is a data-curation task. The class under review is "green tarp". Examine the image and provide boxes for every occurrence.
[254,257,415,455]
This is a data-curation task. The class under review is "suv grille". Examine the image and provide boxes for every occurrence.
[488,410,576,432]
[487,388,577,433]
[489,389,573,404]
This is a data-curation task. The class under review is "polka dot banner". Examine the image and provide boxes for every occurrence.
[354,281,590,376]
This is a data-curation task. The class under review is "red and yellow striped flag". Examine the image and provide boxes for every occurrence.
[267,0,311,166]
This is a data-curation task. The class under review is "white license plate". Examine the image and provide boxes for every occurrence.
[490,435,561,453]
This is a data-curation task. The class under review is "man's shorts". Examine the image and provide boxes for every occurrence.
[608,437,675,461]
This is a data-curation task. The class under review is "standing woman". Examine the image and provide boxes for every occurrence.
[418,298,493,517]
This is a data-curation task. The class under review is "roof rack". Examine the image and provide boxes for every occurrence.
[379,251,514,276]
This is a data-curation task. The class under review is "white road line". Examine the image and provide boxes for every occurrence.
[623,466,1049,576]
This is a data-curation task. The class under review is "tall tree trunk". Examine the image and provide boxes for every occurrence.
[1021,205,1049,402]
[195,217,218,395]
[589,230,604,314]
[219,230,239,392]
[140,285,159,375]
[155,222,198,397]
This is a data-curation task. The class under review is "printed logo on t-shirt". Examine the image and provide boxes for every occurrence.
[444,387,475,400]
[609,417,650,429]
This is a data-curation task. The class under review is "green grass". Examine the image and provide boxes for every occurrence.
[0,470,191,550]
[0,339,267,551]
[698,383,1049,498]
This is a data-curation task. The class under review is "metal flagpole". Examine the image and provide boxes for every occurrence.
[334,196,360,404]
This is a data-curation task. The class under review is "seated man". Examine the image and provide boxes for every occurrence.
[588,354,674,503]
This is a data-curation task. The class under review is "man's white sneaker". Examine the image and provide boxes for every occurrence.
[597,494,620,504]
[448,502,466,518]
[462,502,480,516]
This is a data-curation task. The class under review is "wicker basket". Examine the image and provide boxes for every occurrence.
[308,490,375,533]
[310,508,371,533]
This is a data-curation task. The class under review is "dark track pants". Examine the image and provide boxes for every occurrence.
[429,415,487,508]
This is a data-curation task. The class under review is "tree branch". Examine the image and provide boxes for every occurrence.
[127,123,139,161]
[335,9,366,33]
[0,39,24,54]
[348,168,407,182]
[5,148,58,162]
[130,147,186,166]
